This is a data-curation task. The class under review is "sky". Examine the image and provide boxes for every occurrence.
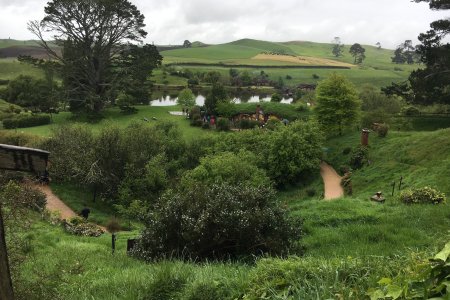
[0,0,448,49]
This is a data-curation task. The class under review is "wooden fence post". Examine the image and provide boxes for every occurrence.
[0,202,14,300]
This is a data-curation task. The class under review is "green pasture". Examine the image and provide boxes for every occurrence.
[0,58,44,80]
[6,105,205,140]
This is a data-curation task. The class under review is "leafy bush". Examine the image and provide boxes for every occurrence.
[181,151,271,188]
[306,188,316,197]
[401,105,420,116]
[238,118,258,129]
[367,241,450,300]
[0,130,42,147]
[134,183,302,260]
[216,117,230,131]
[349,146,369,170]
[398,187,446,205]
[342,147,352,155]
[201,122,210,129]
[2,114,51,129]
[271,93,282,102]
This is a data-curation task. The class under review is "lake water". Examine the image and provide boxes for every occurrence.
[150,95,293,106]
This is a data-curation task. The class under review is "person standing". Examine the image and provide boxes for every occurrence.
[80,205,91,220]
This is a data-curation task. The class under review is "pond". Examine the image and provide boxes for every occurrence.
[150,94,293,106]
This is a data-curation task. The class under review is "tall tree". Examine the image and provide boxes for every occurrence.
[349,43,366,64]
[409,0,450,104]
[315,73,361,136]
[183,40,192,48]
[376,42,382,50]
[205,83,228,115]
[391,40,416,64]
[115,44,162,102]
[176,88,196,109]
[332,37,344,57]
[28,0,151,113]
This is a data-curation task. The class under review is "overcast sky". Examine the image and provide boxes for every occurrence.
[0,0,448,48]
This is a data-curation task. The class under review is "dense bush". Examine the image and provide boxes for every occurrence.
[0,130,42,147]
[182,151,271,188]
[216,117,230,131]
[401,105,420,116]
[265,121,323,185]
[134,183,302,260]
[349,146,369,169]
[238,118,258,129]
[398,187,446,205]
[271,93,282,102]
[2,114,51,129]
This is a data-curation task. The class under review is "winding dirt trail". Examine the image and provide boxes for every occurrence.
[320,162,344,200]
[33,184,77,220]
[32,184,107,231]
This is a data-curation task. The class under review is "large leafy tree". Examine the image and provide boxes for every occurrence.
[408,0,450,104]
[315,73,361,136]
[391,40,417,64]
[28,0,157,113]
[349,43,366,64]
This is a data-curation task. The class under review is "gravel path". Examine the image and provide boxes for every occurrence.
[320,162,344,200]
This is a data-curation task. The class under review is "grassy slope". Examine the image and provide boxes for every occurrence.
[12,127,450,299]
[0,39,40,48]
[161,39,415,88]
[0,58,44,80]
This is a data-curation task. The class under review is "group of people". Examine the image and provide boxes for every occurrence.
[202,114,216,126]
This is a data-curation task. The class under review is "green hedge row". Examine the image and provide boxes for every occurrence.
[2,114,51,129]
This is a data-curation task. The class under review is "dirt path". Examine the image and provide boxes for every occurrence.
[320,162,344,200]
[33,184,78,220]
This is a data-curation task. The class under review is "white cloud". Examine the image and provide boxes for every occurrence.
[0,0,448,48]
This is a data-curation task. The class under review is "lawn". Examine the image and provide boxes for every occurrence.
[7,105,205,140]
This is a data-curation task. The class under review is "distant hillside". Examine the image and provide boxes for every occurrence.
[228,38,297,55]
[191,41,209,48]
[0,39,40,48]
[0,45,58,59]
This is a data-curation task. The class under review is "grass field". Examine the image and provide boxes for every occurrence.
[6,105,205,140]
[0,58,44,80]
[160,38,416,88]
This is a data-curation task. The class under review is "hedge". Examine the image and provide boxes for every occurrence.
[2,114,51,129]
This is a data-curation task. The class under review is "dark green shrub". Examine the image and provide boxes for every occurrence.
[306,188,316,197]
[342,147,352,155]
[201,122,210,129]
[2,114,51,129]
[376,123,389,137]
[190,113,202,127]
[216,117,230,131]
[239,119,258,129]
[349,146,369,170]
[312,74,320,79]
[271,93,282,102]
[399,187,446,205]
[134,183,302,260]
[339,165,350,174]
[401,105,420,116]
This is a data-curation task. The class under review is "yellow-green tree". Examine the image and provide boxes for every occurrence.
[315,73,361,136]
